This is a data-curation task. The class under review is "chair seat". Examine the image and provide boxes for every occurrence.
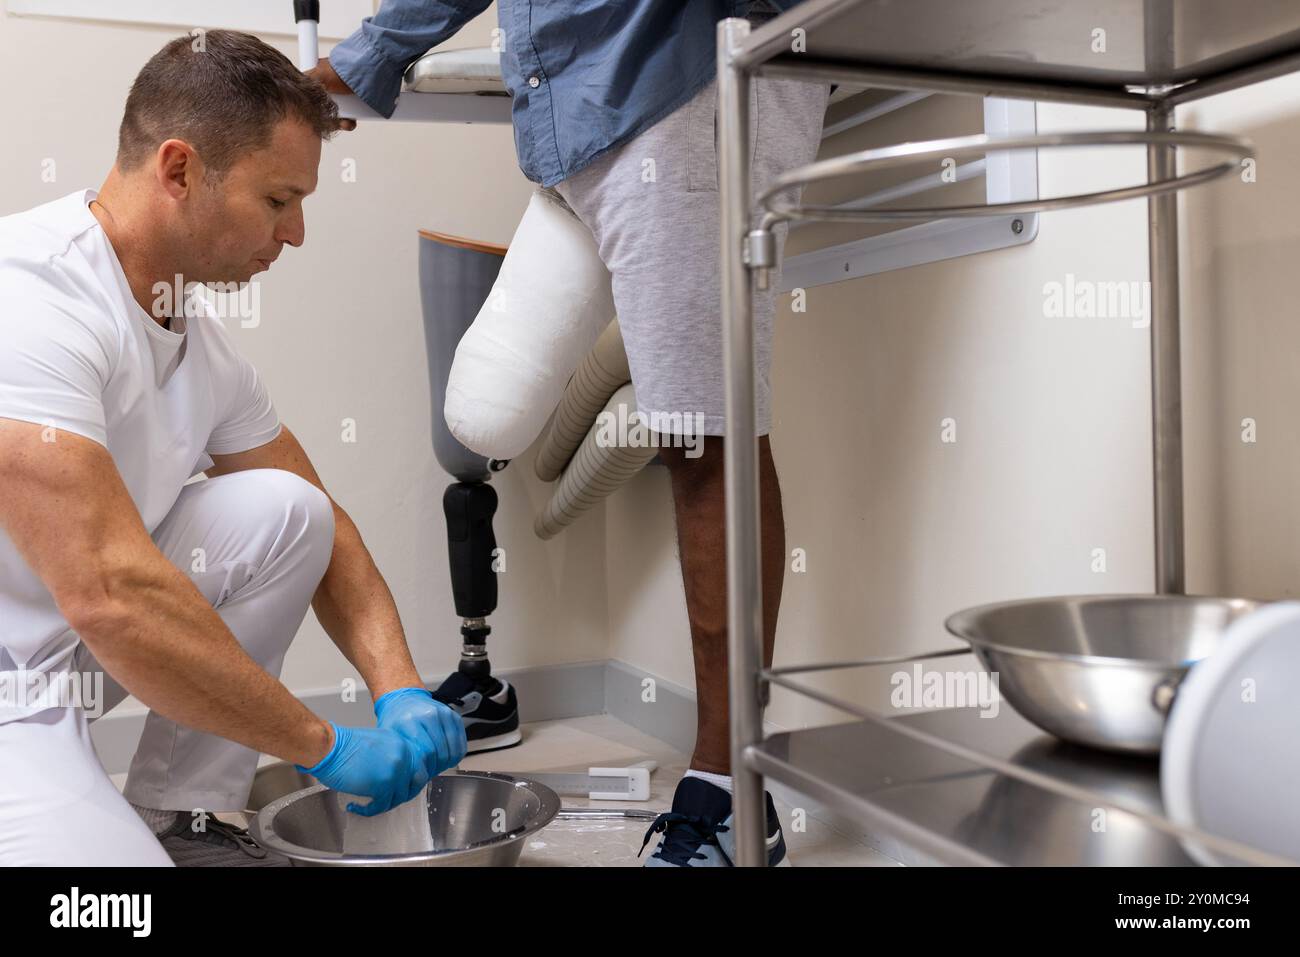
[404,47,855,101]
[404,46,507,95]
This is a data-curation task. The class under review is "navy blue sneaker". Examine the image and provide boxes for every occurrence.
[640,776,789,867]
[430,671,522,753]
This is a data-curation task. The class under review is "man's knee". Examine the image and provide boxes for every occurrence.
[158,468,336,611]
[267,469,333,548]
[231,468,335,567]
[659,434,773,473]
[660,435,723,473]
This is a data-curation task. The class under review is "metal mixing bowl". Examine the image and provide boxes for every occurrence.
[250,770,561,866]
[245,762,315,815]
[944,594,1265,754]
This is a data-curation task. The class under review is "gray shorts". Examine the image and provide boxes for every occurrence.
[554,75,829,437]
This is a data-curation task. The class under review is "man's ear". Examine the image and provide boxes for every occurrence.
[154,138,200,199]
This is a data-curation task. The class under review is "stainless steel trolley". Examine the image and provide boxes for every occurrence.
[717,0,1300,866]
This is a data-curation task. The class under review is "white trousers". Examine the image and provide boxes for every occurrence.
[0,468,334,866]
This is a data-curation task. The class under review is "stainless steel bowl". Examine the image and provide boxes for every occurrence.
[956,737,1197,864]
[944,594,1265,754]
[250,770,561,866]
[245,762,315,814]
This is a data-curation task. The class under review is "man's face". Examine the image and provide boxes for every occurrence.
[182,118,321,284]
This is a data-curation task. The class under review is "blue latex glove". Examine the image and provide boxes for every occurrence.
[296,722,431,817]
[374,687,468,777]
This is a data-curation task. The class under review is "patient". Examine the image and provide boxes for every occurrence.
[0,30,464,867]
[312,0,826,866]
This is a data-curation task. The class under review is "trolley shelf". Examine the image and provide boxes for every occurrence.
[750,706,1196,866]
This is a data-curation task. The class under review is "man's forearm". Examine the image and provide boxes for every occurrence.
[329,0,494,118]
[311,503,424,700]
[71,559,334,769]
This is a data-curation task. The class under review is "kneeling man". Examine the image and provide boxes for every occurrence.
[0,30,465,867]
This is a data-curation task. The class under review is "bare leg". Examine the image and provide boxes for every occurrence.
[658,434,785,774]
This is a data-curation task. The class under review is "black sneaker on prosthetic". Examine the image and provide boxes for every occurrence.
[431,671,522,753]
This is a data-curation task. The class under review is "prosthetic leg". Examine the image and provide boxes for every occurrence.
[418,229,522,753]
[420,190,616,753]
[296,1,618,756]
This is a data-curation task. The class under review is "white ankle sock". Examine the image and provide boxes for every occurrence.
[684,769,733,794]
[130,802,179,836]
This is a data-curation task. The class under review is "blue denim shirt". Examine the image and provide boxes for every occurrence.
[330,0,803,187]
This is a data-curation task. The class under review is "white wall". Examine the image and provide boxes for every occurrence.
[6,0,377,38]
[1179,74,1300,601]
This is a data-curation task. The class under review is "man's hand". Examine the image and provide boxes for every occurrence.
[306,56,353,94]
[297,722,432,816]
[305,57,358,131]
[375,688,468,777]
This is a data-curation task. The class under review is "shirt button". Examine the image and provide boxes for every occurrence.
[528,75,541,88]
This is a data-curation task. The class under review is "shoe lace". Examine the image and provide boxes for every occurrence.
[439,682,500,712]
[434,680,487,711]
[172,817,268,859]
[638,811,731,865]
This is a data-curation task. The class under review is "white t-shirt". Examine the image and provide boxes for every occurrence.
[0,189,281,723]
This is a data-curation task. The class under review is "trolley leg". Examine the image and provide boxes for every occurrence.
[717,17,767,868]
[1147,103,1185,594]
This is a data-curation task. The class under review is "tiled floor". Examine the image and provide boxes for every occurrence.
[112,713,900,867]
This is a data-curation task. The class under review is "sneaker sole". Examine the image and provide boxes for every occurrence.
[465,728,523,753]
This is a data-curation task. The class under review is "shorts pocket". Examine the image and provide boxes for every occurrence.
[687,80,759,193]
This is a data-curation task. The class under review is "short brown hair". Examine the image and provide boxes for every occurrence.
[117,29,339,178]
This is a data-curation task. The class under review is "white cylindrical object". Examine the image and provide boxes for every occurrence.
[297,19,319,72]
